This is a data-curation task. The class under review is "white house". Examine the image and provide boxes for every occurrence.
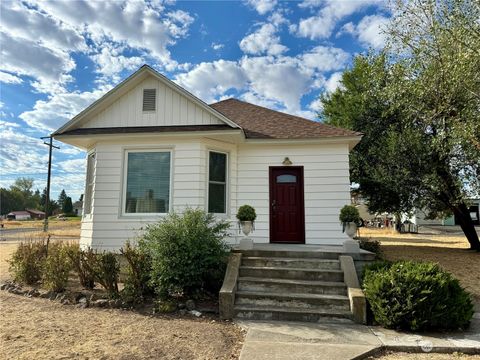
[53,65,361,250]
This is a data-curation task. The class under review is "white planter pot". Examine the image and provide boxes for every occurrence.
[344,222,357,239]
[240,221,253,237]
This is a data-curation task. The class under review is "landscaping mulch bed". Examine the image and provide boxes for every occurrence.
[0,291,244,359]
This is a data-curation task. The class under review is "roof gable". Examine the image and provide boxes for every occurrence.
[209,98,361,139]
[53,65,239,135]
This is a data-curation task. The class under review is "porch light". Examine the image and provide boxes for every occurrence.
[282,157,292,165]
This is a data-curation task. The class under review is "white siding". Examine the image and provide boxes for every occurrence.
[234,143,351,245]
[81,77,224,129]
[80,137,352,250]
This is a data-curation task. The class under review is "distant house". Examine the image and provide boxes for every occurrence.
[7,211,31,220]
[73,201,83,216]
[26,208,46,220]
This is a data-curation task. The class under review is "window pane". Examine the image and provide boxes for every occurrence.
[277,174,296,183]
[208,183,225,213]
[209,152,226,182]
[125,152,170,213]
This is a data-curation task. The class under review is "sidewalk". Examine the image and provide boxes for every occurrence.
[237,314,480,360]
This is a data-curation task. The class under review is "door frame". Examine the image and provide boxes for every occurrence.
[269,166,306,244]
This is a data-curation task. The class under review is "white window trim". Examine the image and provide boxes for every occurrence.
[206,150,229,216]
[121,148,173,217]
[83,149,96,219]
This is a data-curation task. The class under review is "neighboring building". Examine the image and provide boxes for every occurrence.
[26,208,46,220]
[73,201,83,216]
[404,199,480,226]
[53,65,361,250]
[6,211,31,220]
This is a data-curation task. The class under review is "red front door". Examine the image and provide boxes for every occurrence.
[269,166,305,243]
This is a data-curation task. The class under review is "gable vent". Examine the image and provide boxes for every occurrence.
[142,89,156,111]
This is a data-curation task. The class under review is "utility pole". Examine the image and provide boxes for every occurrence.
[41,136,60,232]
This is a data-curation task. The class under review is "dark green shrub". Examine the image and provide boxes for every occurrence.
[140,208,230,298]
[358,237,382,258]
[120,241,153,303]
[42,242,72,292]
[8,238,48,284]
[236,205,257,221]
[363,260,474,331]
[339,205,360,223]
[66,245,95,289]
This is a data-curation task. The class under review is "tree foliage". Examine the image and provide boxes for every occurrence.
[321,0,480,248]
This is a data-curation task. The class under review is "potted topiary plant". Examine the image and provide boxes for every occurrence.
[339,205,361,239]
[236,205,257,237]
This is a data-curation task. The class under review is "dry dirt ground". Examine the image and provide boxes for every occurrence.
[368,352,480,359]
[0,292,243,360]
[362,227,480,306]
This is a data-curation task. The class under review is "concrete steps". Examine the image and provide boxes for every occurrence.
[241,256,340,269]
[239,266,344,282]
[237,277,348,295]
[234,304,352,322]
[233,252,353,322]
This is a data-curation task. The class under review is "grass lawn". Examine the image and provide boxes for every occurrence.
[362,227,480,307]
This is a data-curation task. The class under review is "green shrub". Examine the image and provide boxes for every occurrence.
[120,241,153,303]
[363,260,474,331]
[42,242,72,292]
[93,252,120,298]
[358,237,382,258]
[66,245,95,289]
[8,238,48,284]
[140,208,230,298]
[339,205,360,223]
[236,205,257,221]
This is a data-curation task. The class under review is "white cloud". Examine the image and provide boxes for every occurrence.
[239,24,288,56]
[352,15,389,49]
[294,0,380,40]
[57,158,86,174]
[175,60,247,103]
[19,89,106,131]
[245,0,277,15]
[211,43,225,51]
[0,71,23,84]
[0,31,75,94]
[299,46,350,72]
[91,44,145,82]
[308,98,324,113]
[32,0,194,70]
[324,71,344,93]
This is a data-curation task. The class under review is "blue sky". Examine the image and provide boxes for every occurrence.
[0,0,390,201]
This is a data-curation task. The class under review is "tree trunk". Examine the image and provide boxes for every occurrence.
[452,203,480,250]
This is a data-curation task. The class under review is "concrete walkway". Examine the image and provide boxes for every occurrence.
[237,314,480,360]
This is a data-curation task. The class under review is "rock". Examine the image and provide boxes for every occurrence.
[179,309,187,316]
[178,303,186,310]
[39,290,50,299]
[108,299,122,308]
[61,298,71,305]
[185,299,196,311]
[30,289,40,297]
[55,293,66,302]
[89,294,98,303]
[93,299,109,308]
[0,283,8,291]
[75,302,88,309]
[189,310,202,317]
[78,297,88,305]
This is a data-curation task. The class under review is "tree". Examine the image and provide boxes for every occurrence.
[40,187,59,216]
[58,189,68,209]
[62,197,73,214]
[321,0,480,249]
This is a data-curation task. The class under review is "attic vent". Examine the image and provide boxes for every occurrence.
[142,89,156,111]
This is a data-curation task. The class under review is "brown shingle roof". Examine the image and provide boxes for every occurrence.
[209,98,361,139]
